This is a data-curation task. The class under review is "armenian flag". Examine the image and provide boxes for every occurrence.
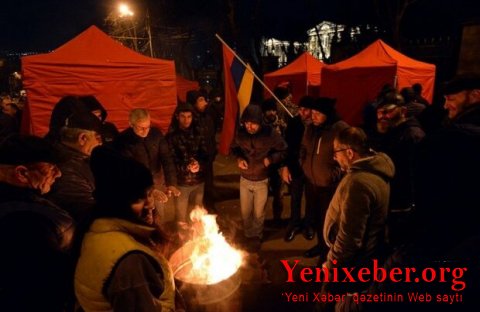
[218,43,254,155]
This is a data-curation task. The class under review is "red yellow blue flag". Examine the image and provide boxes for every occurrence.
[219,43,254,155]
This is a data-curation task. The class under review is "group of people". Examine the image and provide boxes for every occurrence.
[0,89,218,311]
[1,71,479,311]
[231,73,480,311]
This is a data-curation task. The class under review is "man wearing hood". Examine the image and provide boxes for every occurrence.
[231,104,287,251]
[319,127,394,311]
[81,95,119,145]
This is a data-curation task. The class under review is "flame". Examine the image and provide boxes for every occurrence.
[186,206,243,285]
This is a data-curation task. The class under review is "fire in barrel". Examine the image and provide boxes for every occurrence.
[169,207,244,308]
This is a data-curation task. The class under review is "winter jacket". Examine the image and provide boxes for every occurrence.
[301,120,349,187]
[323,152,394,269]
[75,218,175,312]
[114,127,177,187]
[166,124,209,186]
[47,143,95,223]
[194,110,217,162]
[283,115,306,177]
[231,125,287,181]
[372,118,425,210]
[0,183,75,312]
[416,103,480,246]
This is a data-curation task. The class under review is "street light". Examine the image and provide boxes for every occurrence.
[118,3,134,17]
[117,3,137,51]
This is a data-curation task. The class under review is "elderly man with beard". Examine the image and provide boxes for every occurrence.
[0,134,75,312]
[372,91,425,247]
[75,146,184,312]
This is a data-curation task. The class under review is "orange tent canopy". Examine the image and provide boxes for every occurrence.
[176,75,199,103]
[264,52,325,105]
[320,39,436,126]
[21,25,177,135]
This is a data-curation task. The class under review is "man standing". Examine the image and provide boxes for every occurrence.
[417,73,480,248]
[231,104,287,250]
[187,90,217,212]
[281,96,314,242]
[0,134,75,312]
[300,98,349,258]
[47,112,103,223]
[167,103,209,223]
[320,127,394,310]
[372,91,425,246]
[114,109,178,220]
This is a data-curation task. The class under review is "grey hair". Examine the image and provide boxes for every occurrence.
[129,108,150,124]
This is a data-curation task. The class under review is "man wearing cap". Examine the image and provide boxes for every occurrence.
[300,97,349,258]
[281,95,313,242]
[0,134,75,312]
[47,111,103,223]
[166,103,209,224]
[416,73,480,251]
[372,91,425,247]
[231,104,287,251]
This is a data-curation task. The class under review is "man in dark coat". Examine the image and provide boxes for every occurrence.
[0,134,75,312]
[187,90,217,212]
[281,95,314,242]
[231,104,287,250]
[114,108,178,221]
[46,112,103,223]
[417,73,480,249]
[371,91,425,247]
[166,103,209,223]
[300,98,349,258]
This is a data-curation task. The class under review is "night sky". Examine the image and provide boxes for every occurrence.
[1,0,478,53]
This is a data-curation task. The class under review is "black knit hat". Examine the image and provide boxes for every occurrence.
[186,90,205,105]
[64,112,102,133]
[90,146,154,206]
[241,104,263,124]
[298,95,316,109]
[443,73,480,95]
[0,134,61,165]
[261,98,277,113]
[378,92,405,108]
[311,97,337,117]
[273,86,290,101]
[175,102,195,114]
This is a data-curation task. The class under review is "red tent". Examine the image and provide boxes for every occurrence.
[264,52,325,105]
[21,25,177,135]
[176,75,199,103]
[320,40,436,126]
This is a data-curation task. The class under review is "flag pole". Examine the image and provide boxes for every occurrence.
[215,34,293,118]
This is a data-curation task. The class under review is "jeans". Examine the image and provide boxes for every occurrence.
[174,183,205,223]
[239,177,269,239]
